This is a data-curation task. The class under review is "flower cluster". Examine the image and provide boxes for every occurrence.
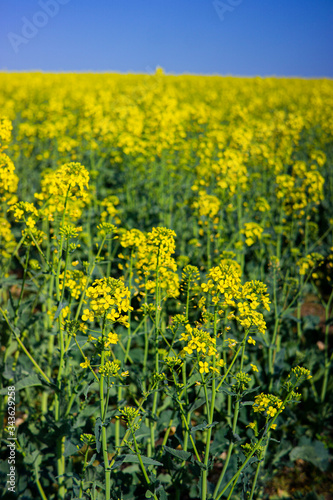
[34,162,90,221]
[297,252,324,276]
[100,195,121,224]
[59,270,88,300]
[201,263,270,334]
[0,216,16,260]
[81,277,132,327]
[0,117,18,205]
[117,228,145,273]
[232,371,252,393]
[97,222,117,238]
[192,190,221,237]
[0,116,12,148]
[201,262,241,307]
[180,324,216,357]
[98,360,122,378]
[118,228,146,249]
[214,150,249,196]
[276,163,325,217]
[8,201,39,229]
[242,222,264,247]
[253,393,285,418]
[135,227,179,298]
[117,406,142,428]
[291,366,312,380]
[0,152,18,205]
[59,224,82,239]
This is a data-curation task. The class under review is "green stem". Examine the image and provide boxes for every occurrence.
[182,280,192,454]
[35,461,48,500]
[74,234,107,321]
[115,385,121,449]
[79,446,90,498]
[0,309,51,384]
[100,317,111,500]
[268,266,280,390]
[201,308,218,500]
[207,224,212,270]
[150,253,160,455]
[13,244,30,326]
[248,460,261,500]
[213,331,248,498]
[237,190,244,275]
[248,435,269,500]
[54,191,71,500]
[124,250,133,362]
[130,424,158,500]
[109,391,152,470]
[214,384,299,500]
[171,372,202,463]
[216,337,246,393]
[321,288,333,402]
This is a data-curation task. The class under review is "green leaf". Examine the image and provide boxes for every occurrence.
[4,341,17,359]
[24,449,41,466]
[158,487,168,500]
[87,453,97,467]
[163,445,191,461]
[219,388,238,396]
[290,440,330,471]
[189,397,206,412]
[190,456,207,470]
[0,374,43,394]
[67,335,88,352]
[112,454,163,468]
[64,439,79,457]
[54,301,68,320]
[94,417,102,453]
[124,454,163,466]
[190,421,218,434]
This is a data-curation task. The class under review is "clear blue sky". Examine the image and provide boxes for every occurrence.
[0,0,332,76]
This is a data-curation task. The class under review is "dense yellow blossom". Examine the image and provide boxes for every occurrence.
[180,324,216,357]
[0,152,18,205]
[297,252,324,276]
[253,393,285,418]
[0,216,16,259]
[242,222,264,247]
[81,277,132,327]
[59,270,88,300]
[135,227,179,298]
[34,162,90,221]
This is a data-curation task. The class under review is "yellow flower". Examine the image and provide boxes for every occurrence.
[267,406,277,418]
[81,277,132,326]
[80,357,90,369]
[199,361,209,374]
[225,338,237,348]
[105,332,119,346]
